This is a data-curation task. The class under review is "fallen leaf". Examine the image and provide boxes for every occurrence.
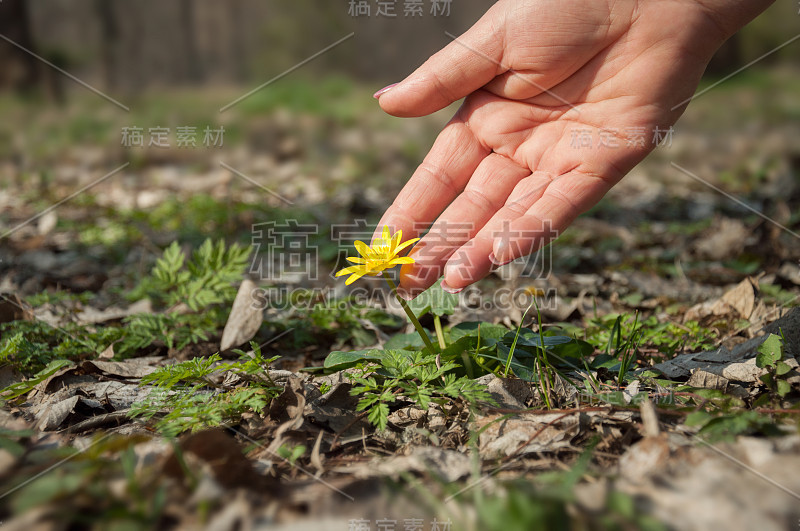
[163,428,278,492]
[477,413,579,457]
[76,298,153,325]
[475,374,532,409]
[687,370,730,391]
[0,293,33,324]
[618,434,671,482]
[221,279,263,351]
[81,358,160,379]
[691,217,749,261]
[35,395,106,431]
[373,446,471,482]
[37,211,58,235]
[684,277,758,322]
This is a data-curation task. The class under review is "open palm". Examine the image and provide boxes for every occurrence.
[374,0,767,296]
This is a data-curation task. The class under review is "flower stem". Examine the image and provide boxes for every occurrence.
[433,315,447,350]
[383,272,436,353]
[532,296,553,410]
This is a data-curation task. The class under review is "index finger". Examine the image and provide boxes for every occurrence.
[373,116,489,244]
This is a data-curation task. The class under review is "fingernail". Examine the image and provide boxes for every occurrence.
[441,280,463,295]
[396,287,413,300]
[488,252,512,267]
[491,239,512,266]
[373,83,398,99]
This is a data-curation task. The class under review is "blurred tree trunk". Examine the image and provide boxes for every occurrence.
[180,0,203,82]
[123,4,144,96]
[94,0,119,90]
[706,33,742,75]
[0,0,40,93]
[229,0,247,82]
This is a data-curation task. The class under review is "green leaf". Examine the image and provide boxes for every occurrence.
[0,428,33,457]
[368,402,390,431]
[775,361,792,376]
[756,334,783,368]
[323,348,388,370]
[500,331,593,372]
[685,411,713,427]
[548,339,594,367]
[1,359,74,402]
[590,353,620,370]
[407,279,458,317]
[605,315,624,356]
[384,332,434,350]
[695,411,778,442]
[685,388,745,409]
[11,468,85,513]
[776,379,791,397]
[496,343,537,381]
[508,331,575,348]
[133,238,250,311]
[449,322,508,346]
[363,309,405,329]
[440,336,481,358]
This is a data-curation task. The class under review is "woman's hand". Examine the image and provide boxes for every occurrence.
[374,0,772,296]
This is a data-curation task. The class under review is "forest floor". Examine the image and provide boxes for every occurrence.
[1,68,800,530]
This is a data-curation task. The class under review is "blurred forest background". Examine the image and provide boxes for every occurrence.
[1,0,798,95]
[0,0,798,296]
[0,0,798,278]
[1,2,800,528]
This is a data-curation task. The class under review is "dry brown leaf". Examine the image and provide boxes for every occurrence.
[163,428,278,492]
[81,358,159,379]
[618,434,671,482]
[475,374,533,409]
[0,293,33,324]
[686,369,731,391]
[477,413,579,457]
[684,277,758,322]
[221,279,263,351]
[76,298,153,325]
[691,217,749,261]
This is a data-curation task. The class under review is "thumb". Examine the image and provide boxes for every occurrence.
[376,3,506,118]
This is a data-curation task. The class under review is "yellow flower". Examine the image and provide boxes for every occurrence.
[335,226,419,285]
[523,286,546,297]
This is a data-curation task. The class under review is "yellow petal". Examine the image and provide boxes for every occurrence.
[336,264,367,277]
[393,237,419,256]
[354,240,372,259]
[388,257,415,266]
[362,262,383,273]
[382,226,391,244]
[389,230,401,254]
[347,256,366,264]
[345,271,368,285]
